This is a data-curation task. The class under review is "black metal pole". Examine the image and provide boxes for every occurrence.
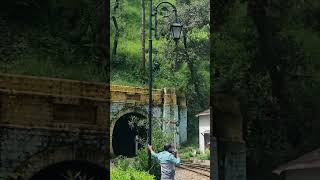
[148,0,153,171]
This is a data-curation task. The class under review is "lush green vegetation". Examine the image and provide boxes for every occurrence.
[0,0,210,145]
[0,0,108,82]
[179,147,210,161]
[213,0,320,179]
[111,0,210,144]
[5,0,319,179]
[111,167,154,180]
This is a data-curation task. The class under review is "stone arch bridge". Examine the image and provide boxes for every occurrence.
[0,73,187,179]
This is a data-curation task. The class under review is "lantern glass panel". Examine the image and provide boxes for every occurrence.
[171,23,183,40]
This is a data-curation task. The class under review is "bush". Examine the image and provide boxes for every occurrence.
[113,155,130,170]
[199,149,210,160]
[179,147,210,160]
[132,118,174,180]
[111,167,154,180]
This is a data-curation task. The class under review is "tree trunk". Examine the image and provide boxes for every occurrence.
[140,0,146,74]
[112,16,119,59]
[184,49,201,103]
[111,0,120,61]
[102,0,109,80]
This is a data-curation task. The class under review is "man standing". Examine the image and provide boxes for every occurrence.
[147,144,181,180]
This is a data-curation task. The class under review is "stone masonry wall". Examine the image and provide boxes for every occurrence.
[0,73,109,179]
[0,73,188,178]
[109,86,188,153]
[0,127,108,179]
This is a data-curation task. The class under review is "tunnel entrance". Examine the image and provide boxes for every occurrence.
[28,160,108,180]
[112,113,147,157]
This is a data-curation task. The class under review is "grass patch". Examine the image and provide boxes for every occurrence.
[179,146,210,161]
[0,53,106,82]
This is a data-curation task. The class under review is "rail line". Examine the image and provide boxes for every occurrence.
[179,161,210,177]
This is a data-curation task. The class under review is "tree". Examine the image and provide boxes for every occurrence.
[140,0,146,74]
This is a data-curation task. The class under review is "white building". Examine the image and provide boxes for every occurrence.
[196,109,210,152]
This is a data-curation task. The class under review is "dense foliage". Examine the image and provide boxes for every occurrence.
[212,0,320,179]
[4,0,318,179]
[111,167,154,180]
[0,0,209,145]
[179,147,210,160]
[111,0,210,144]
[0,0,108,81]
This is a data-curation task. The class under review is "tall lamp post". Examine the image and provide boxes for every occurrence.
[148,0,183,170]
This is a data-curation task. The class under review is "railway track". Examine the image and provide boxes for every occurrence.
[178,161,210,177]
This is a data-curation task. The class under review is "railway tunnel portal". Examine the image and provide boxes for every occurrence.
[0,73,187,179]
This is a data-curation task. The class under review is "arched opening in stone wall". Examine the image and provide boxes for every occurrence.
[28,160,108,180]
[112,113,147,157]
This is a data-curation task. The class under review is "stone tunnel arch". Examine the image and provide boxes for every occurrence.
[14,145,107,180]
[28,160,108,180]
[112,112,147,157]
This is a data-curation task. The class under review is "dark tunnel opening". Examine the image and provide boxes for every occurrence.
[28,160,108,180]
[112,113,147,157]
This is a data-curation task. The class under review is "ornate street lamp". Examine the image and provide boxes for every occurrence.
[170,22,183,43]
[148,0,183,170]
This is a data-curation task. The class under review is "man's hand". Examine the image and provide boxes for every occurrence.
[147,145,153,152]
[172,148,177,153]
[172,149,178,157]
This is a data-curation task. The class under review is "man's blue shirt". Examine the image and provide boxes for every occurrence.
[151,151,180,165]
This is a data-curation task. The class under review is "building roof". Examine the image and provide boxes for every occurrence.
[273,148,320,175]
[196,109,210,117]
[202,130,210,134]
[200,130,210,136]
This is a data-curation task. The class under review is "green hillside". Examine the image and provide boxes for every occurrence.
[0,0,210,143]
[110,0,209,90]
[0,0,107,82]
[110,0,210,143]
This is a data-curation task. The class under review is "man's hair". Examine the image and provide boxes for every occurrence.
[164,144,173,152]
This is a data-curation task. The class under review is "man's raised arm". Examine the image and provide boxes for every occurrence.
[147,145,159,158]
